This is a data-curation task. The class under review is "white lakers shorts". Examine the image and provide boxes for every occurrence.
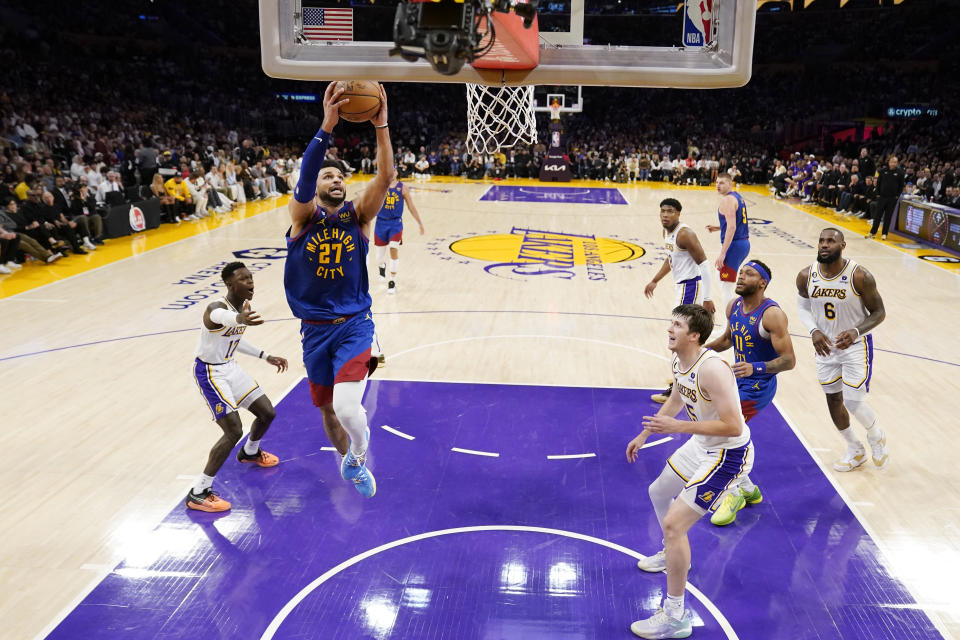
[667,437,755,514]
[674,276,704,307]
[815,334,874,397]
[192,358,264,421]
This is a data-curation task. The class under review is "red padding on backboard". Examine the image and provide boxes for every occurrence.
[471,12,539,70]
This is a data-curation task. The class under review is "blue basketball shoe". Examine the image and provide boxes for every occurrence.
[340,451,376,497]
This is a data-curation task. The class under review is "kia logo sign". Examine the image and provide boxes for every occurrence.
[544,164,566,171]
[129,205,146,232]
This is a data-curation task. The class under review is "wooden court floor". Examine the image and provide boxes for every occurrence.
[1,178,958,639]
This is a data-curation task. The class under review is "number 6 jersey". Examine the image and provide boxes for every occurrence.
[806,259,869,341]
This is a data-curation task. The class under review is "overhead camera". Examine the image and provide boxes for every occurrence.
[391,0,539,76]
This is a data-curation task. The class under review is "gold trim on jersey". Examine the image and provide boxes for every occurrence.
[235,384,261,405]
[813,259,851,282]
[193,370,218,421]
[819,373,843,386]
[675,348,712,376]
[207,364,237,408]
[686,449,726,488]
[843,337,871,389]
[668,458,689,482]
[849,264,863,297]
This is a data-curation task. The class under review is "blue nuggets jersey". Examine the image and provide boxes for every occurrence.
[719,191,749,242]
[284,202,371,320]
[378,183,404,221]
[729,297,780,382]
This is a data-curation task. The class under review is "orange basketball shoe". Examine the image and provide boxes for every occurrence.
[185,489,231,512]
[237,448,279,467]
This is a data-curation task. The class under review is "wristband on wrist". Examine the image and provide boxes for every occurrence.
[259,350,265,360]
[374,123,389,129]
[750,361,766,375]
[852,327,861,339]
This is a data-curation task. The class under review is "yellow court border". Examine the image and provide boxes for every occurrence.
[0,195,291,299]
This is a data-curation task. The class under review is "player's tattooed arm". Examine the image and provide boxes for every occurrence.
[835,266,885,350]
[759,306,796,374]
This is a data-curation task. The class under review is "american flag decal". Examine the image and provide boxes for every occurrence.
[302,7,354,42]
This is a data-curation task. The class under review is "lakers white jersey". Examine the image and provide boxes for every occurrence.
[672,348,750,450]
[806,259,868,341]
[194,298,248,364]
[665,223,699,283]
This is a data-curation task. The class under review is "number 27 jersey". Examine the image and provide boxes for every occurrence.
[284,202,371,321]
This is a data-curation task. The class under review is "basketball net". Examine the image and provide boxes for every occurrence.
[465,84,537,156]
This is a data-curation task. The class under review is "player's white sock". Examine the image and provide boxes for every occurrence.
[839,426,862,447]
[243,438,261,456]
[389,258,399,278]
[192,473,214,494]
[333,378,370,457]
[664,594,685,620]
[739,475,756,493]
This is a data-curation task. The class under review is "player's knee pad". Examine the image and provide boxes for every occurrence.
[648,466,683,505]
[388,240,401,249]
[842,393,877,428]
[331,380,366,422]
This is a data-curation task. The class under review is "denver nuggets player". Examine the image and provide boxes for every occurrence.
[374,172,424,294]
[284,82,392,498]
[187,262,289,513]
[626,304,753,639]
[645,198,715,404]
[706,259,796,525]
[796,228,889,472]
[707,174,750,308]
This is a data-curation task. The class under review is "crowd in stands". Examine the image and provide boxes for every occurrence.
[1,0,958,276]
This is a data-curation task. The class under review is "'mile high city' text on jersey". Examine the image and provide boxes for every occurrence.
[377,183,404,221]
[285,202,371,320]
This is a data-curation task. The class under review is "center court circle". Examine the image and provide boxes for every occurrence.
[259,525,739,640]
[450,234,645,264]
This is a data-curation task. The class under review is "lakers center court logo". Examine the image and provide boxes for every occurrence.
[443,227,646,281]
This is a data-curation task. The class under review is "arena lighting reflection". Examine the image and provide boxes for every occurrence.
[547,560,579,596]
[500,559,529,594]
[361,595,399,638]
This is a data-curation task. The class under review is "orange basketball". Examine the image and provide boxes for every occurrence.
[334,80,382,123]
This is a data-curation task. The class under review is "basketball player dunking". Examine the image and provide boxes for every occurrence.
[627,304,754,639]
[374,171,424,295]
[707,174,751,309]
[796,228,889,472]
[705,259,796,526]
[645,198,715,404]
[186,262,289,512]
[284,82,392,498]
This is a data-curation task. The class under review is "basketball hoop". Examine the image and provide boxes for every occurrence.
[465,83,537,156]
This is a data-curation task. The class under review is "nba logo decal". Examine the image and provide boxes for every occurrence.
[682,0,713,48]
